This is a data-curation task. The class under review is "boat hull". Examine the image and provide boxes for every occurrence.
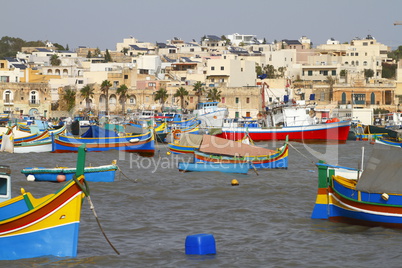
[53,132,155,156]
[194,145,288,169]
[178,161,249,174]
[0,179,84,260]
[217,121,350,142]
[312,162,402,228]
[21,165,117,182]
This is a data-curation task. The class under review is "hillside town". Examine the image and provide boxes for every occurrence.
[0,33,401,124]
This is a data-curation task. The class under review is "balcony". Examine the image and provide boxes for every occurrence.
[3,99,13,106]
[29,100,40,107]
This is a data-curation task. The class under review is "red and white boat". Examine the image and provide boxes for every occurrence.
[215,105,350,142]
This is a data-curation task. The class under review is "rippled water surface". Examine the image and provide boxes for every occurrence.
[2,140,402,267]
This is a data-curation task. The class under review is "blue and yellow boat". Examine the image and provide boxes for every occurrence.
[0,145,89,260]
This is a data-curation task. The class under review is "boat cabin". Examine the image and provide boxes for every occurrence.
[0,166,11,202]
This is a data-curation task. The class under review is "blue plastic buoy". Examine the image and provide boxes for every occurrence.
[185,234,216,255]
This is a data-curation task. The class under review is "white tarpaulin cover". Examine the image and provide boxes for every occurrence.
[355,144,402,194]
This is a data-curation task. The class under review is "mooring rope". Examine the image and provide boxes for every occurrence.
[287,141,317,167]
[73,175,120,255]
[116,165,137,183]
[86,196,120,255]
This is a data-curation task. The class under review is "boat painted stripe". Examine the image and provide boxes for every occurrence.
[0,192,82,236]
[330,193,402,217]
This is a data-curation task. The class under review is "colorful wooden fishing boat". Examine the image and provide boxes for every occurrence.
[53,125,155,156]
[217,120,351,142]
[312,144,402,228]
[21,161,118,182]
[0,145,89,260]
[178,161,249,174]
[374,137,402,148]
[168,133,203,154]
[193,136,289,169]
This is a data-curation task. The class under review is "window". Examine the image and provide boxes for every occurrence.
[246,97,250,104]
[221,97,225,103]
[4,90,12,103]
[363,61,368,66]
[148,82,156,87]
[190,97,193,103]
[124,75,128,79]
[308,70,313,76]
[78,80,84,84]
[113,81,119,87]
[235,97,239,104]
[322,70,328,76]
[30,91,38,104]
[363,42,368,46]
[241,68,243,72]
[130,96,135,104]
[211,66,215,71]
[220,66,224,70]
[331,70,336,75]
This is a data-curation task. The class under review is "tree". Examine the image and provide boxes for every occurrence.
[94,47,101,57]
[50,54,61,66]
[62,87,76,113]
[116,84,129,115]
[326,76,335,101]
[206,87,222,102]
[263,64,275,78]
[52,43,65,50]
[104,49,112,62]
[101,80,112,115]
[364,69,374,79]
[193,81,205,104]
[382,63,397,79]
[154,88,168,112]
[0,36,45,59]
[86,51,92,58]
[174,87,189,110]
[80,84,94,113]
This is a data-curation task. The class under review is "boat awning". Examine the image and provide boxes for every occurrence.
[81,125,119,138]
[199,135,275,157]
[356,144,402,194]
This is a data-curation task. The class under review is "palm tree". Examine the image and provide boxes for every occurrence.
[50,54,61,66]
[174,87,189,110]
[80,84,94,114]
[326,76,335,102]
[116,84,129,115]
[192,81,204,104]
[100,80,112,116]
[62,87,76,113]
[206,87,222,102]
[154,88,168,112]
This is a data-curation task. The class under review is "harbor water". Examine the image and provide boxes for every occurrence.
[2,140,402,267]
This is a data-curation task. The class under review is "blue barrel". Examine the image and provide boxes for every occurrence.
[185,234,216,255]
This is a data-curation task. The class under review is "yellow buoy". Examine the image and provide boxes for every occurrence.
[231,179,239,186]
[166,151,171,155]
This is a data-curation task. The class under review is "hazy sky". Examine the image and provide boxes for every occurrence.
[2,0,402,51]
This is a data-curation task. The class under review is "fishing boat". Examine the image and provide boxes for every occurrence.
[178,161,249,174]
[0,145,89,260]
[21,160,118,182]
[193,135,288,169]
[311,144,402,228]
[168,133,203,154]
[216,104,350,142]
[192,101,228,128]
[53,125,155,156]
[374,137,402,148]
